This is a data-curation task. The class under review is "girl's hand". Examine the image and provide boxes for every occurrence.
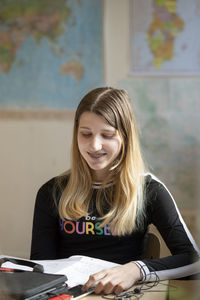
[82,262,142,295]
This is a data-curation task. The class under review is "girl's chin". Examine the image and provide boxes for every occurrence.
[89,166,107,173]
[89,165,110,178]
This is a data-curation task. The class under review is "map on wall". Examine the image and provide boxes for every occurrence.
[0,0,103,110]
[130,0,200,75]
[120,77,200,210]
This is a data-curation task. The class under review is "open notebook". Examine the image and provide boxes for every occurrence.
[0,255,119,288]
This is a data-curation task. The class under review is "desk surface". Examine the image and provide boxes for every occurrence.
[83,280,200,300]
[84,281,168,300]
[167,280,200,300]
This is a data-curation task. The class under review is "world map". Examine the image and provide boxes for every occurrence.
[0,0,103,109]
[130,0,200,74]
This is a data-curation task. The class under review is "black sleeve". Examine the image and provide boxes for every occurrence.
[30,178,60,260]
[140,177,200,280]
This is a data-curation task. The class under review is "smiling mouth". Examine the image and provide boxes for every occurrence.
[88,152,106,159]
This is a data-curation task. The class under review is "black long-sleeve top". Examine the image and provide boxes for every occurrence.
[30,174,200,281]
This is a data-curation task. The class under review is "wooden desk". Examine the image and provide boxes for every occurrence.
[84,281,168,299]
[82,280,200,300]
[167,280,200,300]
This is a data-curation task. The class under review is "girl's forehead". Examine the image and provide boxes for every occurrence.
[79,112,114,129]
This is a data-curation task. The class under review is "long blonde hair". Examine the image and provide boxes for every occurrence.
[57,87,147,235]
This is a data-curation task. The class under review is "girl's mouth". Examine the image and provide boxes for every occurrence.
[88,152,106,159]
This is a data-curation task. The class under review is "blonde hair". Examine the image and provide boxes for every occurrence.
[57,87,147,235]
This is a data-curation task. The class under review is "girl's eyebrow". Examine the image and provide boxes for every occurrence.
[102,129,116,133]
[79,127,116,133]
[79,126,90,129]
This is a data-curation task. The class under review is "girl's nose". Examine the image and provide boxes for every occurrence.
[90,137,102,151]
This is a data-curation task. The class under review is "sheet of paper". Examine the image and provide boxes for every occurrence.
[0,255,119,287]
[35,255,119,287]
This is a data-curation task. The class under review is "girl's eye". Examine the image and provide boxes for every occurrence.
[81,132,91,138]
[102,134,114,139]
[80,132,114,139]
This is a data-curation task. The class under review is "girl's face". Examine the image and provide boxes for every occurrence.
[77,112,122,181]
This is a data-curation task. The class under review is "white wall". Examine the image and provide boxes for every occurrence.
[0,116,73,257]
[104,0,129,85]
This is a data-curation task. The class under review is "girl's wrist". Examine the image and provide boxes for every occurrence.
[126,262,143,281]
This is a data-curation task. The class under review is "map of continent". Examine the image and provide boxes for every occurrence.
[0,0,103,109]
[0,0,70,73]
[147,0,184,68]
[130,0,200,74]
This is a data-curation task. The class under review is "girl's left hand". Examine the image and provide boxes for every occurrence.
[82,262,142,295]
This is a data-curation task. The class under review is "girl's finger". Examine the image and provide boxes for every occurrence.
[82,270,107,290]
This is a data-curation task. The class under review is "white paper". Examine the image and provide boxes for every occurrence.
[0,255,119,287]
[35,255,119,287]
